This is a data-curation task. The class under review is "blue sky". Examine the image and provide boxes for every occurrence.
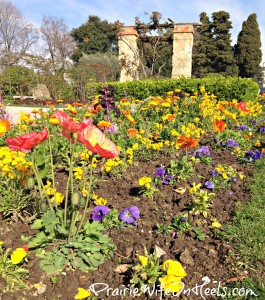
[12,0,265,62]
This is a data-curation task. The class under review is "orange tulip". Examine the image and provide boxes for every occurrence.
[78,125,120,159]
[213,120,226,132]
[5,128,48,153]
[54,110,92,143]
[176,135,198,149]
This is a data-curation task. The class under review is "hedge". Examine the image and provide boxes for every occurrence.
[87,76,259,102]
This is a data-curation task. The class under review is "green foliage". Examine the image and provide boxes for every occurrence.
[68,53,120,100]
[0,245,28,292]
[190,189,215,217]
[234,14,262,79]
[89,76,259,102]
[221,158,265,267]
[168,156,194,182]
[156,214,205,241]
[192,12,213,77]
[42,72,75,100]
[71,15,118,62]
[26,209,115,274]
[0,65,37,99]
[210,11,235,75]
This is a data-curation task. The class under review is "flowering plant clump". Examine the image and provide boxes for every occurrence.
[0,242,29,292]
[208,164,238,189]
[130,247,187,295]
[154,167,174,185]
[138,176,159,198]
[5,110,120,274]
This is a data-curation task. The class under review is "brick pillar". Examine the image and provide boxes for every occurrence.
[172,24,194,78]
[118,26,139,82]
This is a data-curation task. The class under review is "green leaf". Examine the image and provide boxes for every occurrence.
[28,231,49,248]
[31,219,43,230]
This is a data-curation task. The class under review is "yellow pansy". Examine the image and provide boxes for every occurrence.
[138,255,148,267]
[209,221,222,229]
[74,287,91,299]
[139,176,152,186]
[11,247,27,264]
[161,260,187,278]
[159,275,184,293]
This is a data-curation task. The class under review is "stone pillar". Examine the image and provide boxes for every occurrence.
[172,24,194,78]
[118,26,139,82]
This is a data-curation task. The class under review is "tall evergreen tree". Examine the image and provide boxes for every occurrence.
[209,11,235,75]
[192,12,213,77]
[234,13,262,78]
[71,16,118,62]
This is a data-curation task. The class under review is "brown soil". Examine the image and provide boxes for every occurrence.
[0,147,259,300]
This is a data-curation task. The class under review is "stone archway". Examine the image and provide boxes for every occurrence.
[118,23,200,82]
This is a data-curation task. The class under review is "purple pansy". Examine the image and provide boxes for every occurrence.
[259,127,265,133]
[155,167,166,178]
[163,174,174,185]
[92,205,110,221]
[211,169,219,177]
[245,150,263,161]
[194,146,211,158]
[119,206,140,224]
[227,139,239,148]
[239,124,248,130]
[204,181,215,189]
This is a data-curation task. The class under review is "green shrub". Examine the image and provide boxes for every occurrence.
[87,76,259,101]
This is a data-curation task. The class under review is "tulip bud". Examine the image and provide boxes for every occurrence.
[79,197,86,208]
[26,177,35,189]
[40,202,48,212]
[71,192,81,206]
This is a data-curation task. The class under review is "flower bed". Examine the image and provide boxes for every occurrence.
[0,87,264,299]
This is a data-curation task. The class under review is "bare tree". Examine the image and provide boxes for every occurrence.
[0,0,38,68]
[40,16,76,72]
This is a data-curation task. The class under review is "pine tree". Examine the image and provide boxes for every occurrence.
[192,12,213,77]
[210,11,234,74]
[234,13,262,78]
[71,16,118,62]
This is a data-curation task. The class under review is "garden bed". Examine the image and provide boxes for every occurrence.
[0,87,264,299]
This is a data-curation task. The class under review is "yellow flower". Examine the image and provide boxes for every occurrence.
[0,119,11,137]
[51,192,64,205]
[11,247,27,264]
[0,241,4,245]
[139,176,152,186]
[49,118,59,125]
[74,287,91,299]
[74,167,83,180]
[161,260,187,277]
[159,275,184,293]
[189,182,201,194]
[222,173,228,179]
[209,221,222,229]
[94,197,107,206]
[138,255,148,267]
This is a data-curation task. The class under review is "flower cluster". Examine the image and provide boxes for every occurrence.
[155,167,174,185]
[92,205,140,224]
[0,147,32,180]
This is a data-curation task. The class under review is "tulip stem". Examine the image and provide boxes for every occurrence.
[75,161,93,237]
[64,139,74,225]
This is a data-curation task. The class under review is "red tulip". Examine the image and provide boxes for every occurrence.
[78,124,120,158]
[176,135,198,149]
[5,128,48,153]
[213,120,226,132]
[54,110,92,143]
